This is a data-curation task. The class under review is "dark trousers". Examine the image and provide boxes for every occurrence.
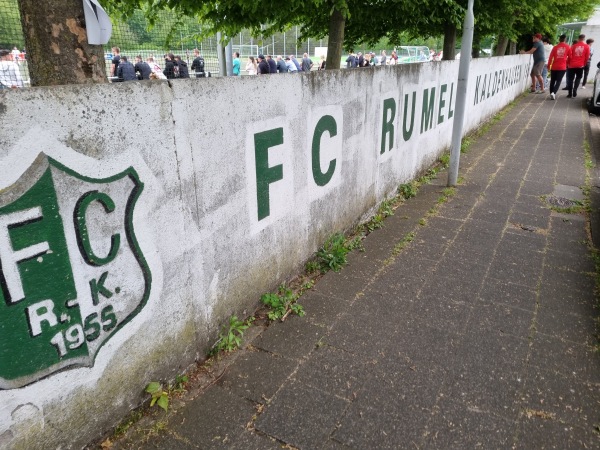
[583,63,591,86]
[549,70,566,94]
[566,67,584,95]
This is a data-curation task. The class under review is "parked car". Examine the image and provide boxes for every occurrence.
[591,62,600,114]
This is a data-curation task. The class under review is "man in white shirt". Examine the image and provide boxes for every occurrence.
[0,49,24,88]
[542,37,554,89]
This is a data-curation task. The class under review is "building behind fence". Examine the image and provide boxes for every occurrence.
[0,0,328,85]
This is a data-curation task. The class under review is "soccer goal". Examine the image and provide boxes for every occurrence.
[233,45,258,58]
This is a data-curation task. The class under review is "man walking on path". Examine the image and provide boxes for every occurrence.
[582,38,594,89]
[565,34,590,98]
[547,34,570,100]
[520,33,546,93]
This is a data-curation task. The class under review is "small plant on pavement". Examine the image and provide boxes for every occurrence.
[169,374,189,395]
[398,182,418,199]
[261,286,305,321]
[145,382,169,412]
[210,315,254,355]
[317,233,350,272]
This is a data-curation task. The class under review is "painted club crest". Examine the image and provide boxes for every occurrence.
[0,154,151,389]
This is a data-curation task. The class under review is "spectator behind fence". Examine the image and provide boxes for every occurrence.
[285,57,297,73]
[357,52,364,67]
[165,53,179,79]
[147,56,167,79]
[380,50,387,66]
[301,53,313,72]
[318,55,326,70]
[174,56,190,78]
[191,49,206,77]
[110,47,121,81]
[117,56,136,81]
[134,55,151,80]
[276,55,288,73]
[11,47,20,64]
[290,55,302,71]
[246,56,257,75]
[257,55,270,74]
[266,55,278,73]
[0,49,23,88]
[346,52,356,68]
[233,52,241,76]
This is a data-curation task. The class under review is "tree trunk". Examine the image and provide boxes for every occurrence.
[442,22,457,60]
[325,7,344,70]
[471,30,481,58]
[495,35,509,56]
[18,0,107,86]
[508,41,517,55]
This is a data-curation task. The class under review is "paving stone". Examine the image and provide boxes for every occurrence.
[254,316,325,360]
[535,306,598,346]
[168,386,256,449]
[254,381,349,449]
[487,257,543,290]
[425,399,518,449]
[468,300,534,339]
[479,277,538,311]
[528,332,600,384]
[217,350,297,403]
[544,249,596,273]
[520,368,600,427]
[332,361,441,449]
[312,254,376,300]
[514,417,600,450]
[418,273,481,305]
[136,430,200,449]
[226,431,283,450]
[520,180,554,197]
[300,289,351,327]
[435,254,490,282]
[508,211,551,232]
[293,345,372,401]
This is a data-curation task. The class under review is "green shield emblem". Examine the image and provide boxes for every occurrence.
[0,154,151,389]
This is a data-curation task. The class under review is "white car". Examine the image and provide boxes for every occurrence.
[592,62,600,113]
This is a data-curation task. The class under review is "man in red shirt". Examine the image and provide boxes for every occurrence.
[565,34,590,98]
[548,34,571,100]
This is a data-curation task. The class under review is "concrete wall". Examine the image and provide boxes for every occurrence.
[0,55,530,449]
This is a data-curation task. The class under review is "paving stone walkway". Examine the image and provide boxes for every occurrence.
[108,91,600,450]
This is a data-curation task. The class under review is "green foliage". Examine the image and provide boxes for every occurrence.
[366,213,385,232]
[317,233,350,272]
[145,382,169,412]
[261,286,305,321]
[0,0,25,48]
[210,315,253,355]
[305,260,321,274]
[398,183,418,199]
[439,153,450,168]
[378,199,394,218]
[114,409,144,437]
[169,374,189,395]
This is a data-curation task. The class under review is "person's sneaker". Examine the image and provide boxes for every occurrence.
[536,90,545,94]
[567,94,573,98]
[581,86,586,89]
[551,92,556,100]
[562,87,569,90]
[573,92,578,98]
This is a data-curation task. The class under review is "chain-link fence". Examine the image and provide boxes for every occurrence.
[0,0,327,86]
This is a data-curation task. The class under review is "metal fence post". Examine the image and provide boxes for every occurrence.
[448,0,474,187]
